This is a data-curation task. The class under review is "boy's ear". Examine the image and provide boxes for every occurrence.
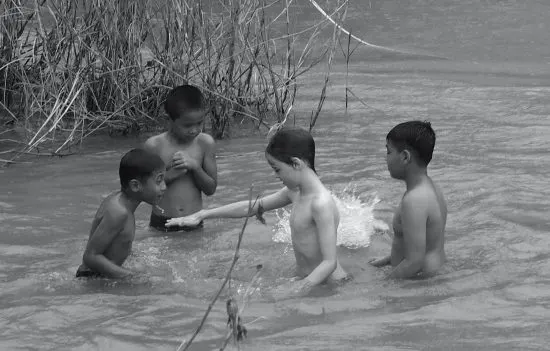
[128,179,142,192]
[401,149,412,164]
[290,157,303,169]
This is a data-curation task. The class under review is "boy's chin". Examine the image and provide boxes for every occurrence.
[146,196,163,206]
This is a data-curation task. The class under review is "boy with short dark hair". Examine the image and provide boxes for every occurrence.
[144,84,217,232]
[76,148,166,279]
[370,120,447,279]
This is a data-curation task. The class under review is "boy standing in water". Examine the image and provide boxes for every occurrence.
[370,121,447,278]
[166,127,350,299]
[76,149,166,279]
[144,85,217,232]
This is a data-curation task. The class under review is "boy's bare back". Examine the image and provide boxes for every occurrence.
[76,148,166,279]
[77,192,135,277]
[371,120,446,279]
[391,176,447,276]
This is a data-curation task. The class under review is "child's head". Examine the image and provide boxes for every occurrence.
[119,148,166,204]
[385,120,436,178]
[164,84,207,141]
[265,127,316,187]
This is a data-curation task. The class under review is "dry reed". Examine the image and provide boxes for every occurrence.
[1,0,349,165]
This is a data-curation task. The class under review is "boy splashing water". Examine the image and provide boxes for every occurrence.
[370,121,447,278]
[167,127,349,299]
[144,85,217,232]
[76,149,166,279]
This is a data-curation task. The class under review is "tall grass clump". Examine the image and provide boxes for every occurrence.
[0,0,349,163]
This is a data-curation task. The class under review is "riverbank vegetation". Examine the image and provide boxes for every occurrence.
[1,0,350,164]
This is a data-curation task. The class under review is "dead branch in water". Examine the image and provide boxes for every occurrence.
[218,266,264,350]
[176,188,264,351]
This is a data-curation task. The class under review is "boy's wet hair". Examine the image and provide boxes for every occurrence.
[386,120,436,166]
[119,148,164,189]
[265,127,316,173]
[164,84,206,121]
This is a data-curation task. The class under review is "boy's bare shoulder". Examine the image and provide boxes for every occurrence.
[196,132,215,148]
[402,185,432,207]
[402,180,443,209]
[311,191,336,213]
[144,132,168,149]
[100,194,131,223]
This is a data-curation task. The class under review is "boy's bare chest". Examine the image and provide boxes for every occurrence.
[289,201,314,233]
[159,140,202,163]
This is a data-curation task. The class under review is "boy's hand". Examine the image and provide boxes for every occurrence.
[369,256,391,267]
[171,151,199,171]
[270,279,314,301]
[166,212,203,227]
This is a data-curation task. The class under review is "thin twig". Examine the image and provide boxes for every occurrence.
[0,157,31,165]
[177,188,258,351]
[306,0,448,60]
[219,267,264,351]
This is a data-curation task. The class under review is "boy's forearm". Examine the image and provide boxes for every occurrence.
[201,200,258,220]
[84,254,133,279]
[190,167,216,195]
[387,258,422,279]
[379,255,392,266]
[304,260,337,286]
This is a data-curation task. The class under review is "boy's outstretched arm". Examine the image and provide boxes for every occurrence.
[370,255,391,267]
[302,197,338,286]
[166,187,291,227]
[82,210,133,279]
[388,194,427,279]
[189,134,217,195]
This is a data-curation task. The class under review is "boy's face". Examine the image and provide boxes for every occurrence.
[386,139,406,180]
[139,169,166,205]
[170,109,205,142]
[265,153,300,189]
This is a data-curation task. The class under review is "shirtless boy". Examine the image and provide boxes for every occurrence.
[144,85,217,232]
[370,121,447,279]
[76,149,166,279]
[166,127,349,299]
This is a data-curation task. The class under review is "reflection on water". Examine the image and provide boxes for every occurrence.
[2,0,550,350]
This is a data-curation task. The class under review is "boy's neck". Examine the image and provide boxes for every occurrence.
[120,190,141,212]
[297,169,324,195]
[404,166,428,191]
[167,130,192,145]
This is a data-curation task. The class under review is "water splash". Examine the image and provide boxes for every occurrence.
[272,186,389,249]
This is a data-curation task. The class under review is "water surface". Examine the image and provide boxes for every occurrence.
[1,0,550,350]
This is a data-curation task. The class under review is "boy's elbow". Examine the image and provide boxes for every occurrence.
[326,259,337,273]
[204,183,217,196]
[204,188,216,196]
[82,252,95,268]
[407,256,424,272]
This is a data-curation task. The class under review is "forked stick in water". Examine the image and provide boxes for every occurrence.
[176,188,263,351]
[219,265,264,351]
